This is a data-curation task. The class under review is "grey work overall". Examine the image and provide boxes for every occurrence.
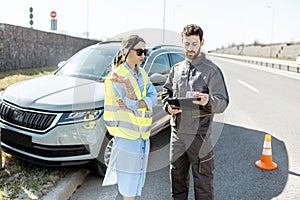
[163,53,229,200]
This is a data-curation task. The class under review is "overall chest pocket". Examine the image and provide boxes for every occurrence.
[194,85,209,94]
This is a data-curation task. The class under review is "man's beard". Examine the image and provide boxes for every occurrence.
[185,49,200,60]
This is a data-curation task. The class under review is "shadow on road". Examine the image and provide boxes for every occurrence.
[214,123,288,200]
[91,123,288,200]
[143,122,288,200]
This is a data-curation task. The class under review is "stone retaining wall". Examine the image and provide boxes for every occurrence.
[213,42,300,61]
[0,23,99,72]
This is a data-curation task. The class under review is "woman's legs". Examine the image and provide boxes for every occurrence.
[124,196,135,200]
[115,137,149,199]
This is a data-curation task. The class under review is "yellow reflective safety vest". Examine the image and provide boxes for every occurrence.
[104,64,153,140]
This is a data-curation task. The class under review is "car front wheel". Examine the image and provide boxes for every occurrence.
[91,133,113,176]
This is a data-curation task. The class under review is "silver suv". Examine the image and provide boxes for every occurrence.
[0,41,184,175]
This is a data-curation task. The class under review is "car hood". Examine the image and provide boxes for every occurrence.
[2,75,105,112]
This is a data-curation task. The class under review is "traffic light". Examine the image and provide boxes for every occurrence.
[29,7,33,28]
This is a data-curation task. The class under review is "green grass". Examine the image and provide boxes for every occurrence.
[0,153,69,199]
[0,66,70,199]
[0,66,57,91]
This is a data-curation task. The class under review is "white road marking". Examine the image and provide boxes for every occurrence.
[238,80,259,93]
[213,56,300,81]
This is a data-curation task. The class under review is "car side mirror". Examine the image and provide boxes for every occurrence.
[149,73,167,86]
[57,61,67,68]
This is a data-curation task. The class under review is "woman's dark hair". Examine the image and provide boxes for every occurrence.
[181,24,204,41]
[114,35,145,67]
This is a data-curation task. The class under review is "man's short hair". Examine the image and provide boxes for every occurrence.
[181,24,204,41]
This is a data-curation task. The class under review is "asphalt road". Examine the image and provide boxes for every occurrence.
[70,58,300,200]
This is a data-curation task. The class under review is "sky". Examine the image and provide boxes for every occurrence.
[0,0,299,51]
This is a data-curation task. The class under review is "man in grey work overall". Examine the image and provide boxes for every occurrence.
[162,24,229,200]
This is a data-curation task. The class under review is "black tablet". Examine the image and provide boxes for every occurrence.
[167,97,201,110]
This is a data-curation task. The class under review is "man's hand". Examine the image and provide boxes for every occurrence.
[192,92,209,106]
[168,105,182,115]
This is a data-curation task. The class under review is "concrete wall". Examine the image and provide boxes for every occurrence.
[0,23,100,72]
[213,43,300,61]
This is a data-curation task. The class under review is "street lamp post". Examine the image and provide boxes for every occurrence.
[86,0,89,38]
[267,5,274,58]
[163,0,166,44]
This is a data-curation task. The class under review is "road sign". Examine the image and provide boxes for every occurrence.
[50,11,57,18]
[51,19,57,30]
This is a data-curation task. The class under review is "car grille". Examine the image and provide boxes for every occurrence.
[2,139,90,158]
[0,102,57,132]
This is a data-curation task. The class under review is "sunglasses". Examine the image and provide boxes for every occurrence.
[133,48,148,56]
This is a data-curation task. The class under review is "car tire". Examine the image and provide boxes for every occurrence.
[103,137,114,167]
[88,132,112,176]
[93,159,107,177]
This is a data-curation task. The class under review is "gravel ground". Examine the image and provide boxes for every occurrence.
[0,152,70,200]
[1,66,65,199]
[0,66,69,199]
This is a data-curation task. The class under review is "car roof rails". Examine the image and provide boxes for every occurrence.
[97,40,121,45]
[151,44,182,50]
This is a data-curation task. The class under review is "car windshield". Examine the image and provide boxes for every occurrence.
[55,42,121,81]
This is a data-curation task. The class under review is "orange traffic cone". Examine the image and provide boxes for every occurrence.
[255,134,278,170]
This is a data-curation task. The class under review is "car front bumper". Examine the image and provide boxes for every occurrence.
[0,116,107,166]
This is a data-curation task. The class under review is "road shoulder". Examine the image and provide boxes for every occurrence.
[42,168,90,200]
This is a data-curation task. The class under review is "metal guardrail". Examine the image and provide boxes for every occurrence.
[209,53,300,73]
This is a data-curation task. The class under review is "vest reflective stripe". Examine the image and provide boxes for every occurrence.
[144,112,153,118]
[105,121,140,132]
[142,126,151,133]
[104,64,153,140]
[104,105,153,118]
[104,121,152,134]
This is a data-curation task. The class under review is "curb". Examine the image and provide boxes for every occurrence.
[42,168,90,200]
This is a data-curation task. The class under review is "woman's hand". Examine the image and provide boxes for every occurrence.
[111,72,136,100]
[110,72,130,84]
[116,99,127,109]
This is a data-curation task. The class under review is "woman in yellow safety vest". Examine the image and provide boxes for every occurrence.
[102,35,157,200]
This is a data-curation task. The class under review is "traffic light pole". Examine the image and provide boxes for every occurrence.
[29,7,33,28]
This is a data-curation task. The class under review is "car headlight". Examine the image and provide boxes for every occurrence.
[57,109,103,125]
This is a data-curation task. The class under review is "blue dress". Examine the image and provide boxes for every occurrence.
[102,63,156,197]
[103,137,150,197]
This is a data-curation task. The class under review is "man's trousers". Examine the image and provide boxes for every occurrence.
[170,131,214,200]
